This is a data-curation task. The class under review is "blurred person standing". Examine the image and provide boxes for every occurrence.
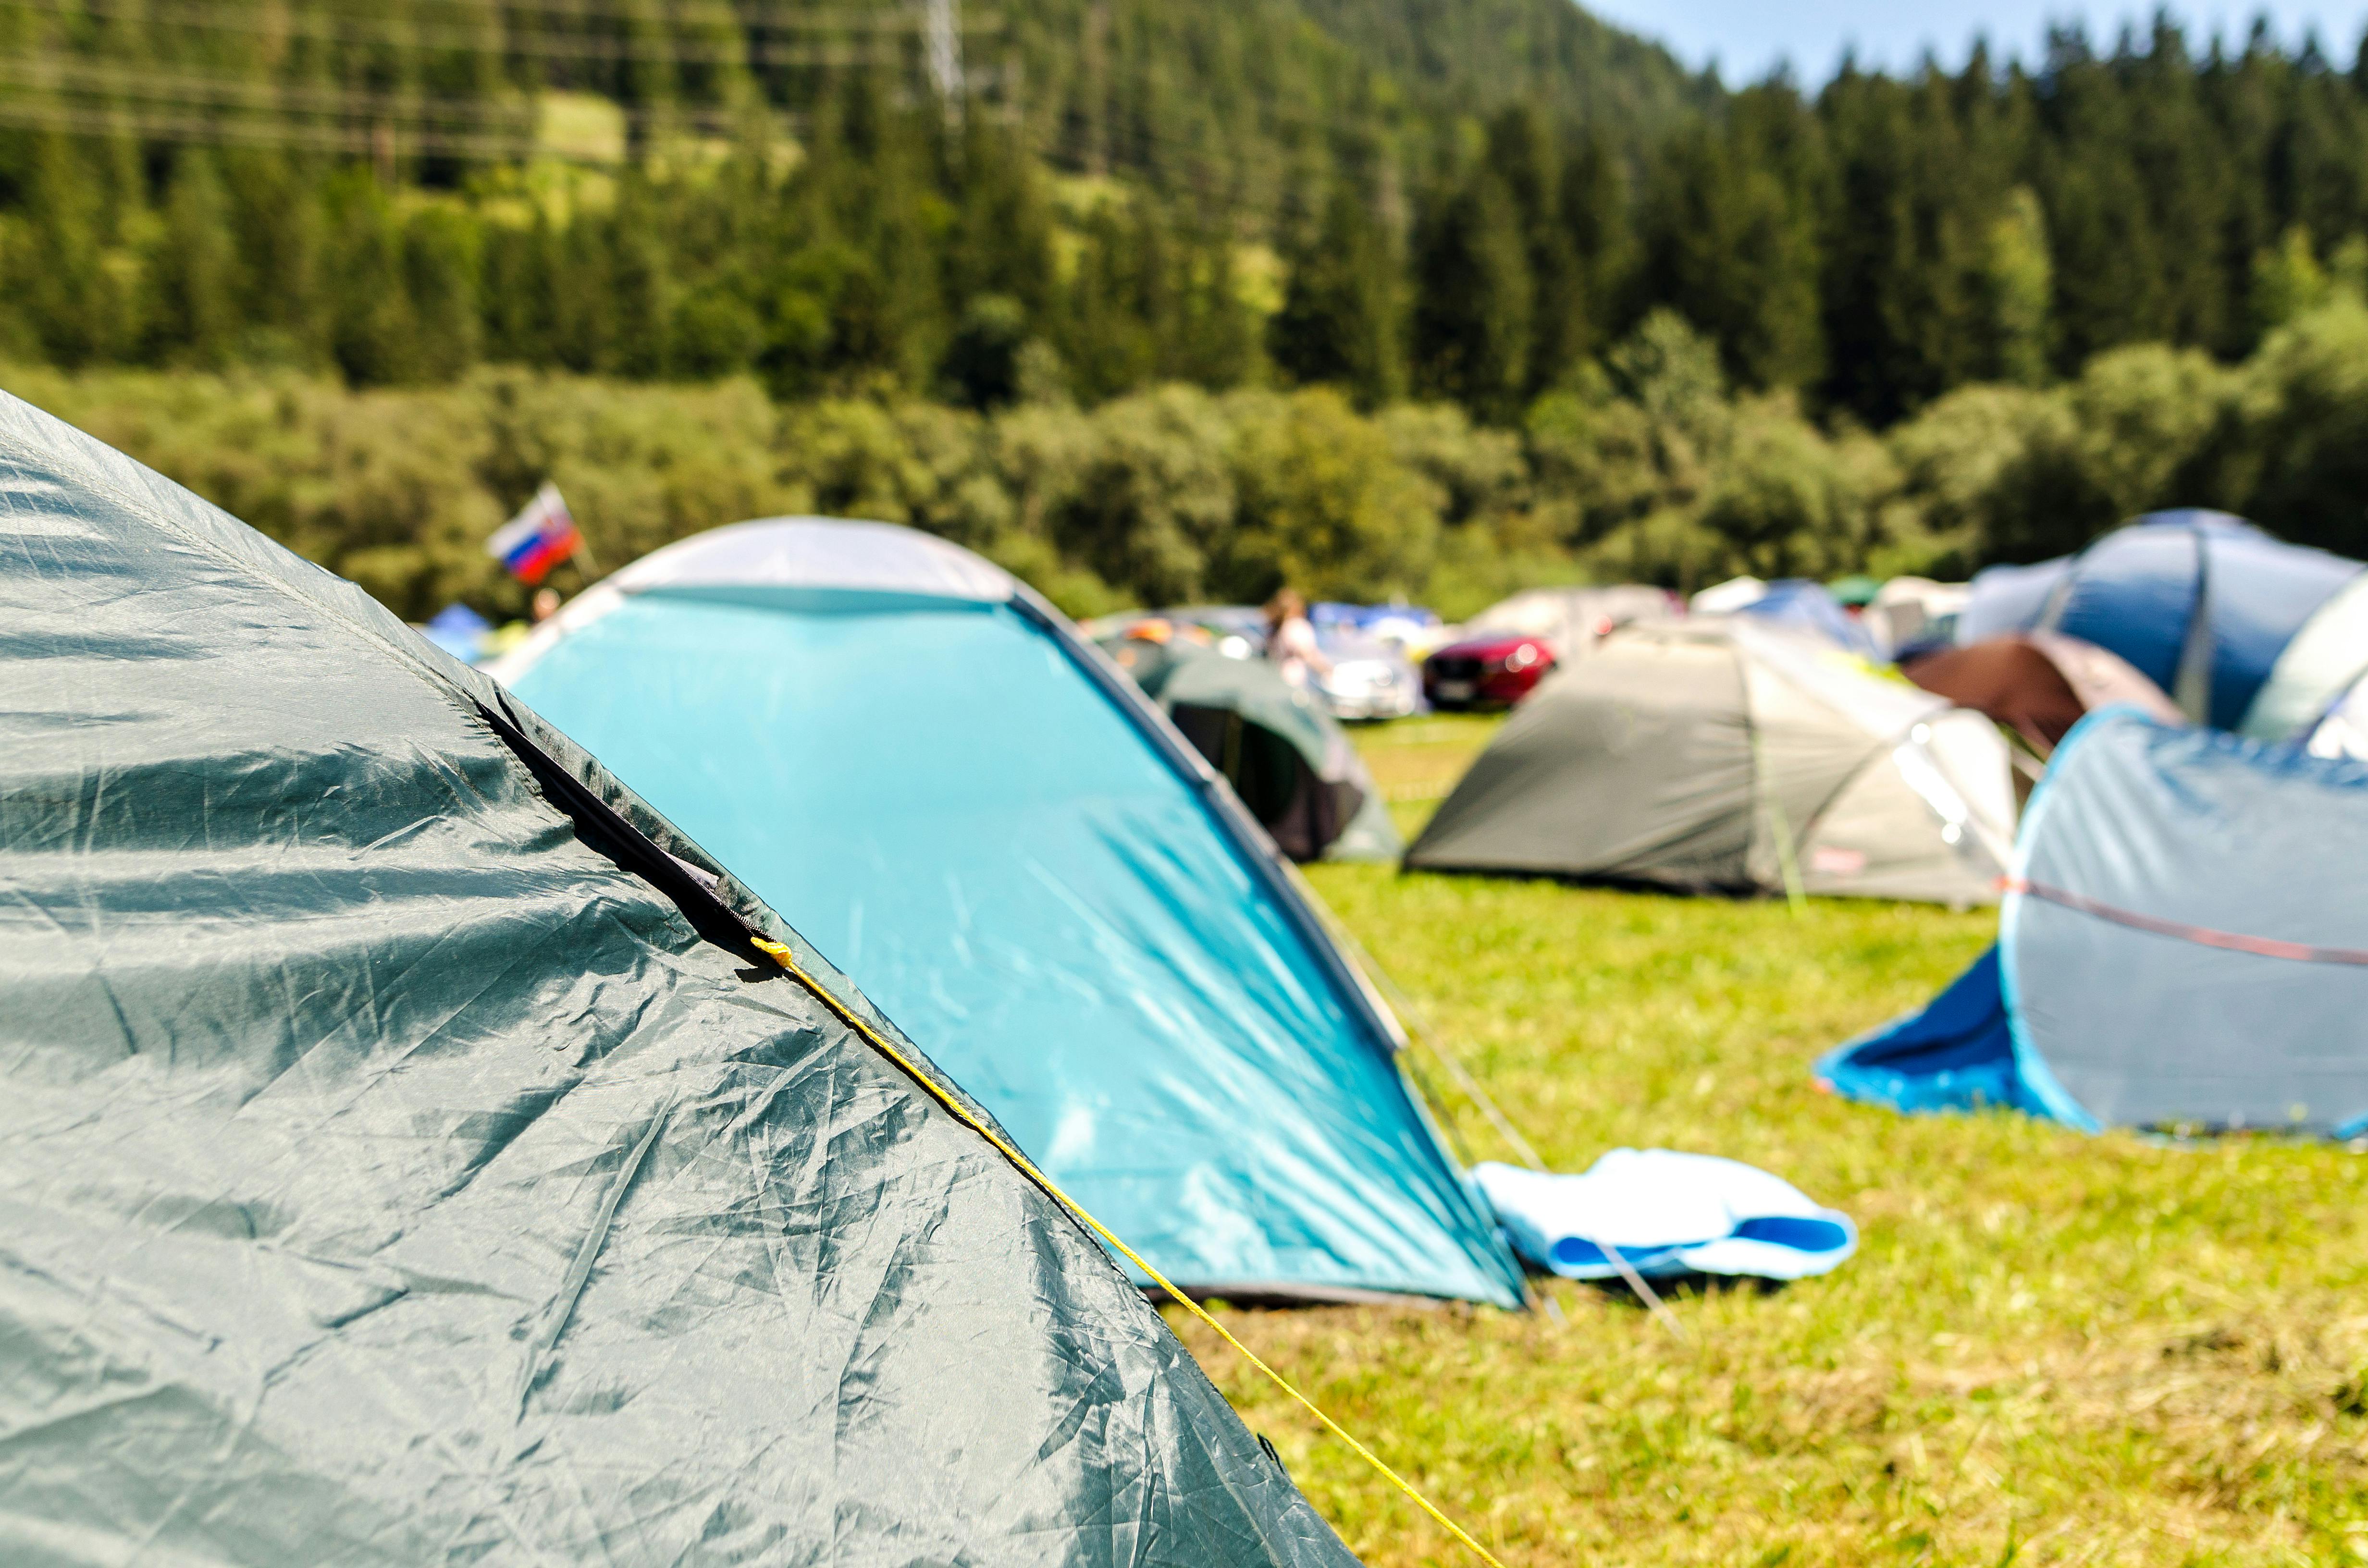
[1265,588,1332,691]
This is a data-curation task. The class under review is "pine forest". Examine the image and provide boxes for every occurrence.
[6,0,2368,617]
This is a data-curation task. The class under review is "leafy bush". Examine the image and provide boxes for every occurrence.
[13,301,2368,630]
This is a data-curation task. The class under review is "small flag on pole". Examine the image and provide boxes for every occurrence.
[486,483,582,584]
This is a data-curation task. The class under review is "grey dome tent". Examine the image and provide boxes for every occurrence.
[1820,709,2368,1136]
[1102,627,1402,861]
[1406,620,2015,905]
[0,392,1359,1568]
[491,520,1522,1307]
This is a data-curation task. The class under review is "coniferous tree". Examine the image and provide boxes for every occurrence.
[1170,226,1260,389]
[1563,129,1637,354]
[481,215,561,366]
[1487,106,1589,395]
[1986,185,2055,384]
[607,179,673,378]
[222,150,327,367]
[1641,97,1823,395]
[403,208,482,382]
[147,151,240,369]
[1270,183,1406,407]
[323,171,418,385]
[551,212,616,375]
[16,135,126,368]
[1413,167,1535,423]
[5,8,2368,429]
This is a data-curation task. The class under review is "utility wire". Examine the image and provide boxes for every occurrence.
[0,57,547,124]
[0,0,1005,34]
[0,94,555,154]
[0,7,1364,219]
[0,0,998,66]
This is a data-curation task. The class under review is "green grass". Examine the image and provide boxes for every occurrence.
[1165,714,2368,1568]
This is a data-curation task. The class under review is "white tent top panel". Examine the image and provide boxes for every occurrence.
[610,517,1019,603]
[2241,570,2368,740]
[487,518,1017,684]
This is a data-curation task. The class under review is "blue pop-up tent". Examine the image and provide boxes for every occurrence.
[1820,707,2368,1136]
[1957,510,2361,730]
[492,519,1524,1306]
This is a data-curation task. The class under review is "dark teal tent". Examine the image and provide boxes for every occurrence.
[0,392,1360,1567]
[1103,631,1402,862]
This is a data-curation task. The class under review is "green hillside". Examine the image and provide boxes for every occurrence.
[7,1,2368,590]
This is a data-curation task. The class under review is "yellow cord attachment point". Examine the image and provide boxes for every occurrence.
[745,934,1510,1568]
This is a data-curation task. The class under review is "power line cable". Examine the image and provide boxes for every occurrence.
[0,0,996,66]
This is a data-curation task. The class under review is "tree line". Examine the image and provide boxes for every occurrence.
[6,21,2368,439]
[16,292,2366,625]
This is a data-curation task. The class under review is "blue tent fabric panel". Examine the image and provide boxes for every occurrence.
[1815,945,2050,1117]
[1959,558,2070,645]
[1964,512,2359,730]
[2195,523,2365,728]
[1737,578,1876,657]
[2042,517,2209,698]
[507,587,1522,1305]
[2001,710,2368,1134]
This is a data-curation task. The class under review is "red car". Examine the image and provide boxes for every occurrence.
[1423,633,1556,710]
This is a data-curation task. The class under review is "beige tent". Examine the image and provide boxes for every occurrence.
[1406,620,2016,906]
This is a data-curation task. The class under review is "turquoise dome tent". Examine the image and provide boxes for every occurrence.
[1820,707,2368,1136]
[493,518,1523,1306]
[0,396,1362,1567]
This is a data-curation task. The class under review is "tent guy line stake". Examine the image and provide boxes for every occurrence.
[746,934,1515,1568]
[1283,869,1691,1343]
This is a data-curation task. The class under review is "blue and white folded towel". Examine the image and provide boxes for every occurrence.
[1473,1150,1857,1282]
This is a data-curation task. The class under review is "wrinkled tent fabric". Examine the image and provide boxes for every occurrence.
[1958,510,2362,730]
[0,401,1361,1566]
[2240,572,2368,742]
[493,519,1521,1307]
[1903,633,2180,754]
[1405,620,2015,906]
[1105,634,1401,862]
[1819,709,2368,1136]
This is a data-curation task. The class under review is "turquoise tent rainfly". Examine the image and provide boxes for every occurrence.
[493,518,1523,1306]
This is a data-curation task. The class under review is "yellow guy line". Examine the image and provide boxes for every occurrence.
[747,935,1510,1568]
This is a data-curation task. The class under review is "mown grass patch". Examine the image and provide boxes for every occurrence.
[1168,713,2368,1567]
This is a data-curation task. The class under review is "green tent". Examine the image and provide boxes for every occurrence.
[1406,620,2016,905]
[0,392,1359,1568]
[1103,634,1402,862]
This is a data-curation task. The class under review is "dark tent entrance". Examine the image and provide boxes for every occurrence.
[1167,698,1354,859]
[1104,630,1401,863]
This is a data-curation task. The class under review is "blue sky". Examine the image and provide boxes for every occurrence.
[1581,0,2368,83]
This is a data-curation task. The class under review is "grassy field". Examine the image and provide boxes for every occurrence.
[1166,714,2368,1568]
